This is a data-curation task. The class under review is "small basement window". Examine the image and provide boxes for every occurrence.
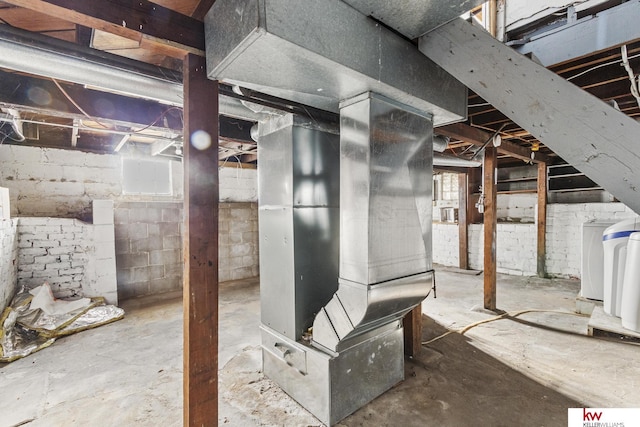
[122,158,172,195]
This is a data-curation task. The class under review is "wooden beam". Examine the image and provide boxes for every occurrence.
[3,0,204,57]
[458,172,469,270]
[403,305,422,357]
[183,53,219,427]
[483,146,497,311]
[436,122,549,164]
[537,162,548,278]
[192,0,216,21]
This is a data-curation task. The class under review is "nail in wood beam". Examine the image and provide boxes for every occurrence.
[458,172,469,270]
[537,162,548,278]
[183,53,219,427]
[483,146,497,310]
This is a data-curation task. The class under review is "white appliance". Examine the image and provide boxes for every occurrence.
[581,220,617,300]
[621,232,640,332]
[603,217,640,316]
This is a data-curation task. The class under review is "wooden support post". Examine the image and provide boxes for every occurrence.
[183,54,219,427]
[468,167,484,225]
[537,162,548,278]
[483,147,497,311]
[403,304,423,357]
[458,172,469,270]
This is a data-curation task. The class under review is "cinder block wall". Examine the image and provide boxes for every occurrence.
[219,202,259,282]
[114,201,183,299]
[0,219,18,310]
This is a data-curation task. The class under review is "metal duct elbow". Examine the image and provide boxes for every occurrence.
[433,134,449,152]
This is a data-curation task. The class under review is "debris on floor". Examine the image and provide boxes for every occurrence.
[0,283,124,363]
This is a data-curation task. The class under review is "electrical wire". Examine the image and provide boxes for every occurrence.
[566,52,640,81]
[51,78,110,129]
[422,309,585,345]
[621,45,640,109]
[51,77,184,135]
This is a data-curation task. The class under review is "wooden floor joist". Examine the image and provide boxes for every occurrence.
[183,54,219,427]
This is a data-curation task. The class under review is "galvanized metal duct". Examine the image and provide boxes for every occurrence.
[312,93,434,352]
[205,0,467,126]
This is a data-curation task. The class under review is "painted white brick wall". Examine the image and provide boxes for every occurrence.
[465,223,537,275]
[433,223,459,266]
[469,224,484,271]
[16,212,118,303]
[546,203,637,278]
[435,201,637,278]
[17,217,88,298]
[0,145,183,218]
[0,219,18,311]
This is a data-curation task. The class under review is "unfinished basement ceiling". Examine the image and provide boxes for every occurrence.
[0,0,639,170]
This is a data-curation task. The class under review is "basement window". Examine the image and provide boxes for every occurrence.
[122,158,172,195]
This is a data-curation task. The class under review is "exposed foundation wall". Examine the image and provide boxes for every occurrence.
[433,202,637,278]
[432,223,459,267]
[114,201,183,300]
[219,202,259,283]
[16,201,118,304]
[0,219,18,311]
[0,145,260,300]
[0,145,184,219]
[545,203,636,278]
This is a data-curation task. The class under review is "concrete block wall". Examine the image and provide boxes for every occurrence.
[16,213,117,303]
[0,219,18,311]
[114,201,183,300]
[220,167,258,202]
[219,202,259,282]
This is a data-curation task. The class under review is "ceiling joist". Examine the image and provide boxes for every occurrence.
[436,122,549,164]
[1,0,205,57]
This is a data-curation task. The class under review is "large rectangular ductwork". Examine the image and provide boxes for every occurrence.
[205,1,466,424]
[312,93,433,353]
[205,0,466,126]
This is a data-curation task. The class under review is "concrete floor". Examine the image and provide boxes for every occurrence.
[1,267,639,426]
